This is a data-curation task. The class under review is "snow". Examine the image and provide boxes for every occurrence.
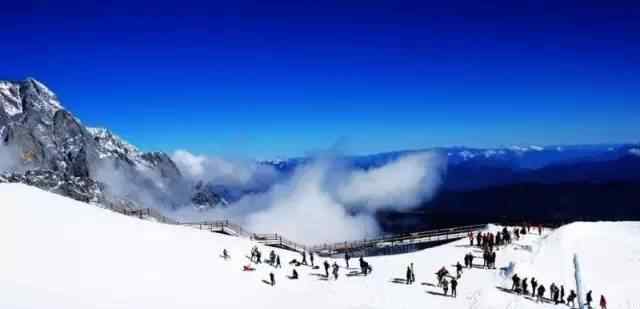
[2,183,639,309]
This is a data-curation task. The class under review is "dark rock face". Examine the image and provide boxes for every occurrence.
[191,181,228,208]
[0,78,222,210]
[0,169,104,204]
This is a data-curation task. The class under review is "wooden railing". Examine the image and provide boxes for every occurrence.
[103,204,489,256]
[309,224,487,256]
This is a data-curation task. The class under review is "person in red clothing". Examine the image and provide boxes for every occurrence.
[600,295,607,309]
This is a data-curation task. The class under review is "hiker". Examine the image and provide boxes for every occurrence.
[359,256,366,275]
[324,260,330,277]
[522,278,529,295]
[442,278,449,296]
[290,268,299,280]
[243,264,256,271]
[469,232,474,246]
[468,253,474,268]
[345,252,351,268]
[363,260,372,275]
[451,277,458,297]
[269,272,275,286]
[310,252,315,267]
[256,250,262,264]
[587,290,593,308]
[301,251,307,265]
[567,290,577,308]
[275,255,281,268]
[406,266,413,284]
[600,295,607,309]
[332,262,340,280]
[269,250,276,265]
[410,263,415,283]
[491,251,496,268]
[476,233,482,248]
[551,283,559,304]
[511,273,520,293]
[537,284,546,303]
[531,278,538,297]
[560,285,565,303]
[222,249,230,260]
[436,266,448,287]
[456,261,463,278]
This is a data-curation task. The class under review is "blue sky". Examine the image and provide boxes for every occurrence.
[1,1,639,158]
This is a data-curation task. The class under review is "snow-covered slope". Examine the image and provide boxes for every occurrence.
[1,183,638,309]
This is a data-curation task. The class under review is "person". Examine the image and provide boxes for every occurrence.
[269,272,275,286]
[275,255,281,268]
[537,284,546,303]
[406,265,413,284]
[332,262,340,280]
[560,285,565,303]
[512,273,520,293]
[522,278,529,295]
[469,253,474,268]
[469,232,474,246]
[410,262,415,283]
[243,264,256,271]
[345,252,351,268]
[310,252,315,267]
[551,283,559,304]
[256,250,262,264]
[587,290,593,308]
[269,250,276,265]
[531,278,538,297]
[456,261,463,278]
[301,251,307,265]
[451,277,458,298]
[222,249,230,260]
[600,295,607,309]
[290,268,299,280]
[436,267,448,287]
[442,278,449,296]
[324,260,330,277]
[490,251,497,269]
[567,290,577,308]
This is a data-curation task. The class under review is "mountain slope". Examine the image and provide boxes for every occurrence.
[2,183,637,309]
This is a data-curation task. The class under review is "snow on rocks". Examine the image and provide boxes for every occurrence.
[1,183,638,309]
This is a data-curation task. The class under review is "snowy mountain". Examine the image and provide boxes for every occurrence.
[0,78,222,209]
[2,183,637,309]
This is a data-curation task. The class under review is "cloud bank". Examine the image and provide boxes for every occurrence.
[170,151,446,244]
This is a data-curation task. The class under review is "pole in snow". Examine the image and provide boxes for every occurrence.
[574,254,585,309]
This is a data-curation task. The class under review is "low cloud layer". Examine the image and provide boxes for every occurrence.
[170,151,446,244]
[172,150,281,192]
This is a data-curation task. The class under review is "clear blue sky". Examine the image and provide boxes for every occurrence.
[2,1,639,158]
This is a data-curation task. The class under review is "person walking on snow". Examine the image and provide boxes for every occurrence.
[310,252,314,267]
[536,284,546,303]
[567,290,577,308]
[275,255,281,268]
[324,260,330,278]
[345,252,351,268]
[587,290,593,308]
[406,266,413,284]
[410,262,415,283]
[301,251,307,265]
[560,285,565,303]
[531,278,538,297]
[269,272,275,286]
[600,295,607,309]
[332,262,340,280]
[451,278,458,298]
[456,261,463,278]
[442,278,449,296]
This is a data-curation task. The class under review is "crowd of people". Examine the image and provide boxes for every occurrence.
[222,223,609,308]
[510,272,607,308]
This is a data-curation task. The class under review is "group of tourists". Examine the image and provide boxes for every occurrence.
[510,273,607,308]
[229,223,613,309]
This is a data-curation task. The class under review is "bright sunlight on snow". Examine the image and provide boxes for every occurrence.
[1,183,638,309]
